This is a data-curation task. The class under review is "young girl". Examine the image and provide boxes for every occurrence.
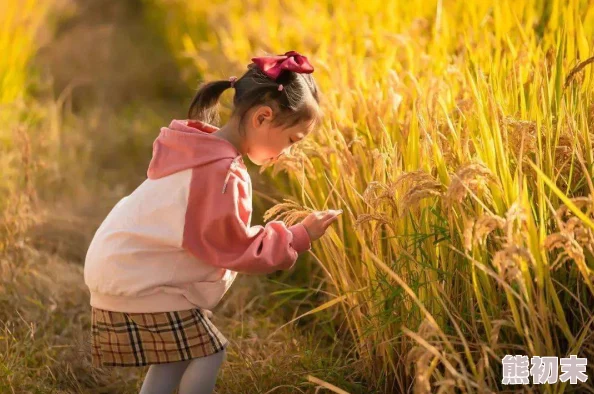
[84,51,342,394]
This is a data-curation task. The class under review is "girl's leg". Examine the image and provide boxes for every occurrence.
[178,349,226,394]
[139,359,192,394]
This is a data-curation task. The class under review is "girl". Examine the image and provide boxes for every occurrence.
[84,51,342,394]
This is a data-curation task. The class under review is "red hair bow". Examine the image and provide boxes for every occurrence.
[251,51,314,80]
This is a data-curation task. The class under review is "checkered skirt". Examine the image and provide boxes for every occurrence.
[91,307,228,367]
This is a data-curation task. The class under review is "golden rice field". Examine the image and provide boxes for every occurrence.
[3,0,594,392]
[147,0,594,392]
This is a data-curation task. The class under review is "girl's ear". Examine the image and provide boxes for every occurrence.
[253,106,273,128]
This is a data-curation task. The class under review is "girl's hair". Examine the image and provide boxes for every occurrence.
[188,63,321,132]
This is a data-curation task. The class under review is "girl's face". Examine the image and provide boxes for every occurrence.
[245,105,316,165]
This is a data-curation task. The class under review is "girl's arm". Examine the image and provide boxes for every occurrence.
[182,159,311,274]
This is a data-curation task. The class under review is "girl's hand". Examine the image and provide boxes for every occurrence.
[300,210,342,242]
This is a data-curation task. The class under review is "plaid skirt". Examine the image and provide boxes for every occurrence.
[91,307,228,367]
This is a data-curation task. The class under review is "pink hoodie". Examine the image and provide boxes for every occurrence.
[83,119,311,313]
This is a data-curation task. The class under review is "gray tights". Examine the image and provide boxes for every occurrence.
[139,349,226,394]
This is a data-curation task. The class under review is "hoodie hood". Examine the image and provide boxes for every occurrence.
[148,119,244,192]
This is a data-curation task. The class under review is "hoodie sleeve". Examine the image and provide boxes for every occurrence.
[182,160,311,274]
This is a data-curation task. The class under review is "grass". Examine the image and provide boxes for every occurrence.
[146,0,594,392]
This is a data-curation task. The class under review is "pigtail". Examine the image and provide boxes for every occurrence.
[187,80,232,123]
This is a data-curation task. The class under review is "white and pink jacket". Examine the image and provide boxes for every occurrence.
[84,119,311,313]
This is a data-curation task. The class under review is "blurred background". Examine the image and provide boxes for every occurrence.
[2,0,594,393]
